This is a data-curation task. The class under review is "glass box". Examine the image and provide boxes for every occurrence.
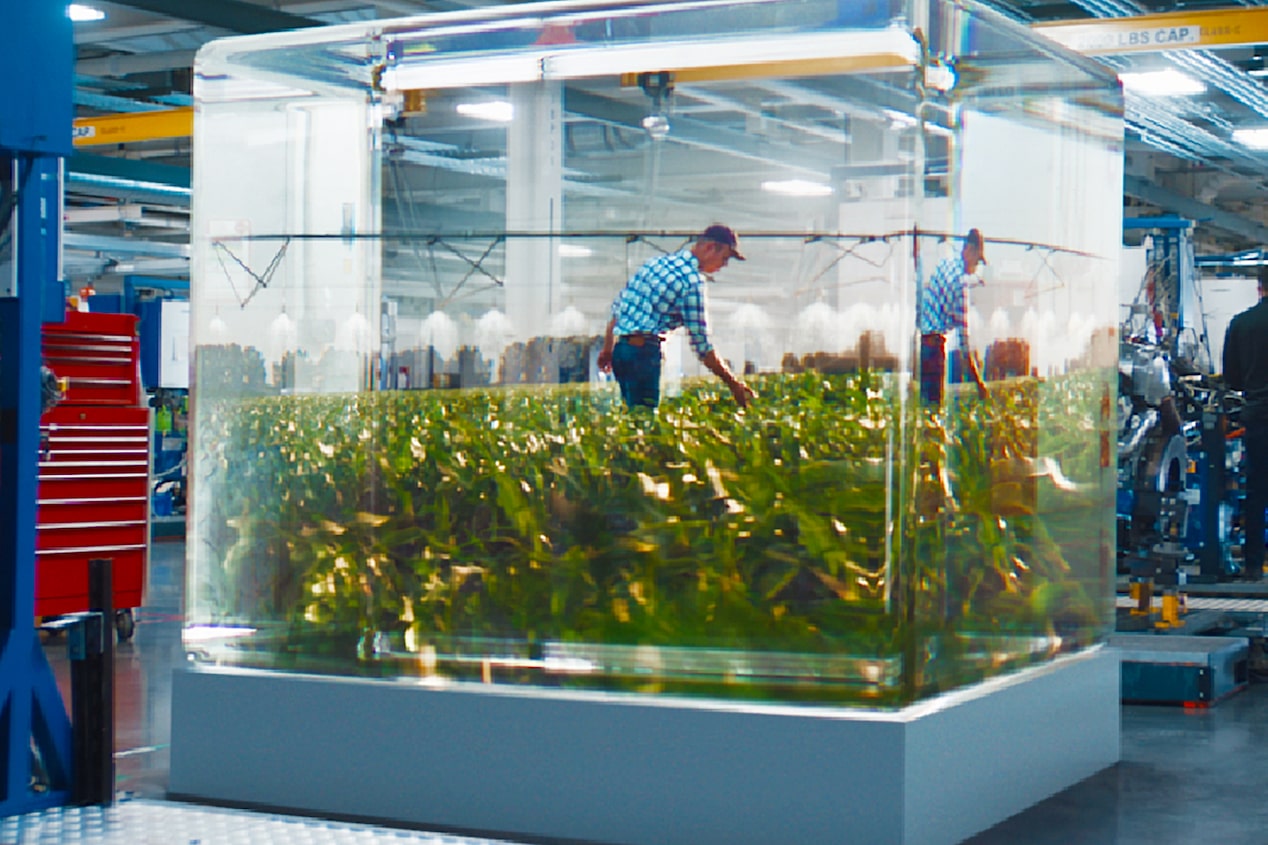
[188,0,1123,706]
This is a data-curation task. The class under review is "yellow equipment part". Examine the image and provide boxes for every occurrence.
[1129,578,1154,616]
[1035,6,1268,56]
[1155,589,1186,629]
[73,107,192,147]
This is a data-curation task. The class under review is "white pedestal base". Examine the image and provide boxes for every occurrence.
[170,647,1119,845]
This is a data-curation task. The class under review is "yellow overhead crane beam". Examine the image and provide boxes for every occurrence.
[1033,6,1268,56]
[72,106,192,147]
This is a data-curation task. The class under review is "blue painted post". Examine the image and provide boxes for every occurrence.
[0,0,76,816]
[0,156,72,815]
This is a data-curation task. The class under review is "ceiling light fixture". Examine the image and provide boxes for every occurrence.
[1119,69,1204,97]
[1233,127,1268,150]
[68,4,105,22]
[761,179,833,197]
[558,244,592,258]
[456,101,514,122]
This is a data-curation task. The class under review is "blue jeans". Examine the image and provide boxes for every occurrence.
[919,333,945,405]
[611,338,661,410]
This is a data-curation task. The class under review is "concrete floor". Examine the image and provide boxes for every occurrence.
[30,538,1268,845]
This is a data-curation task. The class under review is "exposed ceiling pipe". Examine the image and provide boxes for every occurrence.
[1168,50,1268,120]
[73,21,203,46]
[1124,174,1268,244]
[1069,0,1268,159]
[63,232,190,258]
[103,0,322,34]
[77,49,198,77]
[66,172,191,204]
[680,88,850,146]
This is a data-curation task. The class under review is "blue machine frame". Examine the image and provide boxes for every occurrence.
[0,0,76,815]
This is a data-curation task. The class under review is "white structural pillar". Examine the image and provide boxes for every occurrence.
[505,80,564,342]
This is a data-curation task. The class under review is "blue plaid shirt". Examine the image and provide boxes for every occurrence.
[918,256,970,336]
[610,248,713,357]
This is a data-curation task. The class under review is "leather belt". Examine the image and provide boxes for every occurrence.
[620,333,662,347]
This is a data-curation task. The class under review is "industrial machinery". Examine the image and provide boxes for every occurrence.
[1111,219,1267,704]
[1116,218,1239,587]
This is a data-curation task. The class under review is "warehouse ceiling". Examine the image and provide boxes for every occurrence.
[61,0,1268,285]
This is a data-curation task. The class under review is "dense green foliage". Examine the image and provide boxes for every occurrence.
[193,370,1113,704]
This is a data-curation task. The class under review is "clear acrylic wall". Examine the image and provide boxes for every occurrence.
[188,0,1123,705]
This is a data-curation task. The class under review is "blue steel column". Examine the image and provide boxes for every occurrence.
[0,0,76,816]
[0,157,71,813]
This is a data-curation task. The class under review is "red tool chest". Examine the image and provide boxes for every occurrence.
[37,312,148,630]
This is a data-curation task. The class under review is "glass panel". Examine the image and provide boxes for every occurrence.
[187,0,1122,707]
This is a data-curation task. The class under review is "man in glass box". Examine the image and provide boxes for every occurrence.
[918,227,990,404]
[598,224,757,411]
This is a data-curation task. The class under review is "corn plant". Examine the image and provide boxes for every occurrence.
[192,368,1112,704]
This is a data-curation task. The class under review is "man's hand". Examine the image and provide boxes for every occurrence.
[599,317,616,373]
[966,349,988,399]
[728,378,757,409]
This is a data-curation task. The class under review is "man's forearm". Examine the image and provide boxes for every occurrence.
[700,348,756,408]
[597,318,617,372]
[700,349,739,387]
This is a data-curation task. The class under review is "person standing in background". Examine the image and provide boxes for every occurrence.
[598,224,756,411]
[1223,265,1268,581]
[918,228,989,404]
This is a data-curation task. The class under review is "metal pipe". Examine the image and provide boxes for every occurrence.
[65,172,191,204]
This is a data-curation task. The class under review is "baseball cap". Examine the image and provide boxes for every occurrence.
[701,224,746,260]
[966,228,986,262]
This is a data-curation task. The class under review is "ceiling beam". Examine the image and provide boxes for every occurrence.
[104,0,322,34]
[1124,174,1268,246]
[73,20,202,45]
[69,153,190,188]
[78,49,198,76]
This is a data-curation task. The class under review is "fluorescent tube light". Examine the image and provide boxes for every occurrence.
[1119,69,1204,96]
[762,179,833,197]
[558,244,592,258]
[456,100,514,122]
[1233,127,1268,150]
[68,4,105,22]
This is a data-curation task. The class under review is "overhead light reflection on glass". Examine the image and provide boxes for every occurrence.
[761,179,833,197]
[183,625,256,642]
[1119,69,1204,96]
[68,4,105,21]
[455,101,514,122]
[641,113,670,140]
[1233,127,1268,150]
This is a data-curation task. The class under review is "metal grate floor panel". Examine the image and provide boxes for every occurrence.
[0,798,520,845]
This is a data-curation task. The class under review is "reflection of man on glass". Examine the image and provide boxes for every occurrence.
[918,228,988,404]
[1223,266,1268,581]
[597,224,757,411]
